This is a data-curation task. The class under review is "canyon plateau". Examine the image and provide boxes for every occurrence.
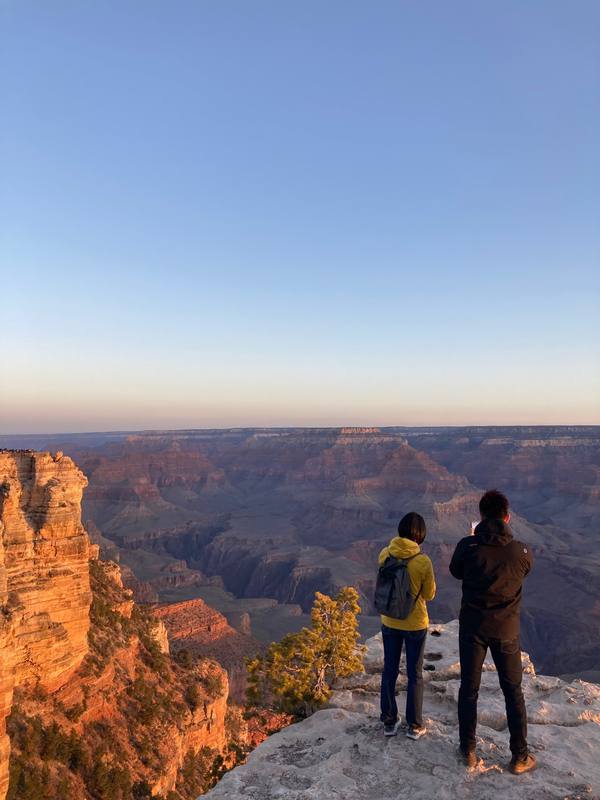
[2,426,598,677]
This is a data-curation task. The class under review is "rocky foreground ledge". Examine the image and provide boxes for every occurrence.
[203,620,600,800]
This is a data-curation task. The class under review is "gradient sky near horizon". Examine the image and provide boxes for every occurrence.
[1,1,599,433]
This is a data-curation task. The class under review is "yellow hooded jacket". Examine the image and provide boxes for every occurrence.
[378,536,436,631]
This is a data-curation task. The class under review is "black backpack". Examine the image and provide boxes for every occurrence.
[374,554,421,619]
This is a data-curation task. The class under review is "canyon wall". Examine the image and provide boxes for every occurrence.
[0,538,14,800]
[0,450,91,799]
[0,450,92,688]
[155,597,261,700]
[3,427,598,681]
[63,426,598,676]
[0,449,248,800]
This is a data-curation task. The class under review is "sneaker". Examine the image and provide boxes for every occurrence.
[406,725,426,740]
[458,747,478,769]
[383,722,399,736]
[509,753,537,775]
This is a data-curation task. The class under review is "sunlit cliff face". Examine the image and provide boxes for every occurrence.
[0,450,92,799]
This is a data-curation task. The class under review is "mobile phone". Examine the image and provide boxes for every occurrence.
[470,521,478,535]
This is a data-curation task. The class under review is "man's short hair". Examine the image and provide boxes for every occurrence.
[479,489,510,520]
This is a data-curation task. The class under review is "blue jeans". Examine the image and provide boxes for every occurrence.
[380,625,427,727]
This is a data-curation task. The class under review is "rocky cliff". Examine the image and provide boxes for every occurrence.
[0,450,239,800]
[203,620,600,800]
[0,450,92,688]
[0,450,91,799]
[154,598,261,701]
[155,598,233,642]
[6,555,232,799]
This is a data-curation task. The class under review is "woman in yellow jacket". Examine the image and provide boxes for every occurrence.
[379,512,436,739]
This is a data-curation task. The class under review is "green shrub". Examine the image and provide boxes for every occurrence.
[175,649,194,669]
[132,779,153,799]
[7,758,51,800]
[184,684,201,712]
[127,677,158,725]
[200,672,223,699]
[176,747,219,797]
[247,587,364,716]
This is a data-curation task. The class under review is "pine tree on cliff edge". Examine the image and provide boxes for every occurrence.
[246,587,364,717]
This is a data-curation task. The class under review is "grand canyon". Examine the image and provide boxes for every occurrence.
[2,426,599,681]
[2,431,599,800]
[1,428,599,798]
[5,1,599,794]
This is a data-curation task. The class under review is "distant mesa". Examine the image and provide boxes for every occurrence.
[339,427,381,434]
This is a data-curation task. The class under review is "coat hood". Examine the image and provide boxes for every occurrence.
[386,536,421,559]
[474,518,514,546]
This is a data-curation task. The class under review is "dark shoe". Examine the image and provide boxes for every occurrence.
[406,725,426,740]
[458,747,478,769]
[509,753,537,775]
[383,721,399,736]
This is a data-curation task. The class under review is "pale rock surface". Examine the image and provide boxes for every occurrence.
[151,617,170,654]
[203,620,600,800]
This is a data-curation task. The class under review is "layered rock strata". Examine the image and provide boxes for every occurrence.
[204,620,600,799]
[155,598,233,643]
[155,597,261,700]
[8,555,232,798]
[0,576,14,800]
[0,450,243,800]
[4,427,599,678]
[0,450,91,799]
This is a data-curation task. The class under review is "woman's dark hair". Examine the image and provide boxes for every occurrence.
[479,489,509,520]
[397,512,427,545]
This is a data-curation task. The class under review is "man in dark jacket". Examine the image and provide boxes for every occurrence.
[449,489,535,774]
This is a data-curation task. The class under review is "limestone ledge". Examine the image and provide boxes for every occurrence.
[203,620,600,800]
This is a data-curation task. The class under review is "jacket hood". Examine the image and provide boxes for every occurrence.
[474,518,514,546]
[386,536,421,559]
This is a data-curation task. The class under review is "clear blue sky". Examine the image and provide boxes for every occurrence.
[1,1,599,432]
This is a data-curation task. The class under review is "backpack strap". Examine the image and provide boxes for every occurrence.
[400,553,423,601]
[382,553,418,570]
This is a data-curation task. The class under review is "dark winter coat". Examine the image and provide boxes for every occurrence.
[449,518,533,640]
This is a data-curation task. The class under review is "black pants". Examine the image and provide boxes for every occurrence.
[380,625,427,727]
[458,630,528,759]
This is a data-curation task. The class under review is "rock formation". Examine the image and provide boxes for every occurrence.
[0,450,92,688]
[204,620,600,799]
[155,598,261,701]
[0,450,238,800]
[0,450,91,799]
[6,553,232,799]
[0,591,14,800]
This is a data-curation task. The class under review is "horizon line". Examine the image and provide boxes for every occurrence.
[2,423,600,438]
